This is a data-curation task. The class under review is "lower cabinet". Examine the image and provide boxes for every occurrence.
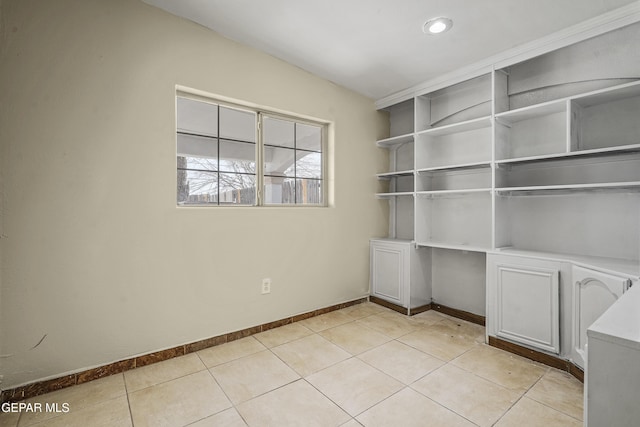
[370,239,431,313]
[572,265,631,369]
[488,252,637,366]
[487,254,562,354]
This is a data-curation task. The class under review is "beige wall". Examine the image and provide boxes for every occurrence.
[0,0,388,389]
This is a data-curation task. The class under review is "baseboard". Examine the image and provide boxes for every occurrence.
[369,296,431,316]
[0,297,368,403]
[431,303,486,326]
[488,336,584,383]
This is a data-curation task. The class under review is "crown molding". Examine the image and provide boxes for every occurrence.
[376,1,640,109]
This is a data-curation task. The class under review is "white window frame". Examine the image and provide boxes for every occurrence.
[176,89,329,207]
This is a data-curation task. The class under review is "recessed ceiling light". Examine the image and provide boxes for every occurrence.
[423,17,453,35]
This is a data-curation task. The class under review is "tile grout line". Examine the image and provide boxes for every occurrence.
[489,368,549,426]
[122,373,136,427]
[201,365,250,427]
[415,390,482,427]
[523,376,584,424]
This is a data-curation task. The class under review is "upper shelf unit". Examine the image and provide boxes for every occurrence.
[415,116,492,170]
[495,80,640,163]
[494,22,640,113]
[416,73,492,132]
[374,21,640,259]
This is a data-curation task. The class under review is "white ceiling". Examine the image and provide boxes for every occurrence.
[142,0,638,100]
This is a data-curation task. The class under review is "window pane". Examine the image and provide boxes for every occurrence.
[177,98,218,137]
[296,123,322,151]
[219,173,256,205]
[220,106,255,142]
[263,176,296,204]
[296,179,323,205]
[295,151,322,179]
[264,146,295,177]
[177,134,218,171]
[219,139,255,174]
[264,117,294,148]
[177,170,218,205]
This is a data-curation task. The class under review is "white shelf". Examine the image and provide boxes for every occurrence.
[572,80,640,108]
[491,247,640,279]
[417,161,492,173]
[496,98,567,124]
[416,240,488,253]
[496,143,640,165]
[377,170,414,179]
[417,188,492,197]
[376,133,413,147]
[376,191,414,198]
[370,237,414,244]
[495,181,640,194]
[417,116,492,137]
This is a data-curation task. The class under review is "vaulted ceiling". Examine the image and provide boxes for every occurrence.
[142,0,639,100]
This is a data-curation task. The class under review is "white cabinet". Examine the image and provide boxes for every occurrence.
[487,254,562,354]
[370,239,431,313]
[571,265,631,369]
[586,283,640,427]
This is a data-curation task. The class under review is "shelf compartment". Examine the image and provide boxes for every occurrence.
[376,133,413,148]
[495,100,568,161]
[496,153,640,190]
[377,172,414,196]
[572,82,640,152]
[496,24,640,112]
[382,99,414,138]
[377,170,414,178]
[416,73,492,131]
[415,124,492,170]
[415,191,492,249]
[495,99,567,124]
[416,163,491,193]
[384,194,415,240]
[495,191,640,262]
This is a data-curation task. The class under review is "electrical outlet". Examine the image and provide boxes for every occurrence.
[261,278,271,294]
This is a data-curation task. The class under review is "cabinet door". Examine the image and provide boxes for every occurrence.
[370,241,408,306]
[495,262,560,354]
[572,265,630,369]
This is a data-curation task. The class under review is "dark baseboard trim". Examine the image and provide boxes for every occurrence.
[431,303,486,326]
[409,303,432,315]
[488,336,584,383]
[0,297,368,404]
[369,296,431,316]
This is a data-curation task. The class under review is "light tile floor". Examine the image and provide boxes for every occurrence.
[0,303,584,426]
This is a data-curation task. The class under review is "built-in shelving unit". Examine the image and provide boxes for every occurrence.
[372,22,640,327]
[375,75,640,263]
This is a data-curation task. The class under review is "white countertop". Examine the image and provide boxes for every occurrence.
[489,248,640,279]
[588,282,640,350]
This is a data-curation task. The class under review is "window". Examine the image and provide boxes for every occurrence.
[176,94,326,206]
